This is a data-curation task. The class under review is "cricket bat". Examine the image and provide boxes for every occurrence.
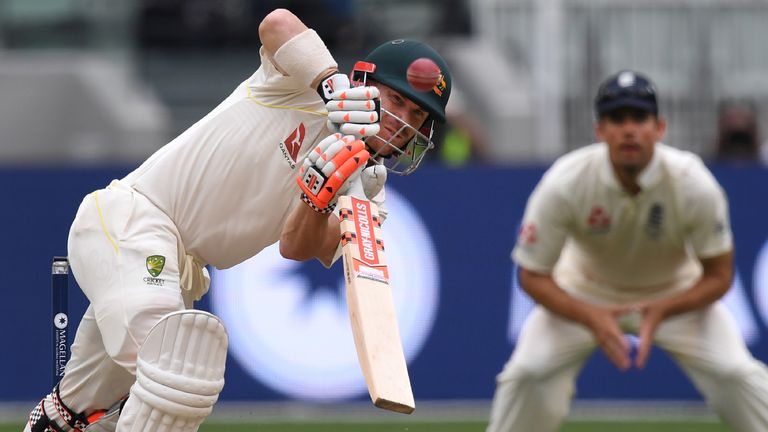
[337,195,415,414]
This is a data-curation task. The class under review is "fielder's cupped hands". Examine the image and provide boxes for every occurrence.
[631,300,669,369]
[585,303,633,371]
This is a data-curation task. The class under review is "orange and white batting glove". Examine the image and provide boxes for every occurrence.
[319,73,381,139]
[297,134,370,213]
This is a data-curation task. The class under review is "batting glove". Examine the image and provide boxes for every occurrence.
[361,164,387,200]
[297,134,370,213]
[318,73,381,139]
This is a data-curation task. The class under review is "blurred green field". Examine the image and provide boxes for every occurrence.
[0,421,728,431]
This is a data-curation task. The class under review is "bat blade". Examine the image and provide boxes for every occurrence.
[338,195,415,414]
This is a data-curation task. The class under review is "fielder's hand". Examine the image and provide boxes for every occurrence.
[585,304,632,372]
[632,301,668,369]
[297,134,369,213]
[319,73,380,138]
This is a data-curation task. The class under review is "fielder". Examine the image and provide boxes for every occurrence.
[487,70,768,432]
[24,8,451,432]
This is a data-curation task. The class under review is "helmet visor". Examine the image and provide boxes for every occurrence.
[367,108,434,176]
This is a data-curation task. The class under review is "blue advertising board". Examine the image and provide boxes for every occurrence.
[2,164,768,403]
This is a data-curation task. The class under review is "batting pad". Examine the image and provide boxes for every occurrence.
[116,310,228,432]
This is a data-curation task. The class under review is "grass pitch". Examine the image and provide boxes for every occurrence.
[197,421,727,432]
[1,420,728,431]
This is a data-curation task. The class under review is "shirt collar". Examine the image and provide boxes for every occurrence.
[598,142,662,192]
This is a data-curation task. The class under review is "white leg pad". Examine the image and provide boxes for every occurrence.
[116,310,228,432]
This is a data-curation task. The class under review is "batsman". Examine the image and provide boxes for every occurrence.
[24,8,451,432]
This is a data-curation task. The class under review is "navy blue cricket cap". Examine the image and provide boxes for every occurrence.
[594,70,658,118]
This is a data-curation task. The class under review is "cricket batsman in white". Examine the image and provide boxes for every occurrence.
[24,8,451,432]
[487,70,768,432]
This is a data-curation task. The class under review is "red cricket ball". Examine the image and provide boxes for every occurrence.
[406,58,441,93]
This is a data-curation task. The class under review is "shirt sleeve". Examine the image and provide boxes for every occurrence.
[684,169,733,258]
[512,178,572,274]
[247,46,308,94]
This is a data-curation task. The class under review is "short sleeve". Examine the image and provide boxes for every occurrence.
[684,173,733,258]
[512,179,572,274]
[247,46,308,94]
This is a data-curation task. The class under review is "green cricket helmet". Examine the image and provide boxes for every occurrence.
[362,39,451,123]
[350,39,452,175]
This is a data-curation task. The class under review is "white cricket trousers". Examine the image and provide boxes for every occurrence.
[58,180,186,416]
[487,302,768,432]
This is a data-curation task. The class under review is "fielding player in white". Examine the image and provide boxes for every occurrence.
[24,8,451,432]
[487,70,768,432]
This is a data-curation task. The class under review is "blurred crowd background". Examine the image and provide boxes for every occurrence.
[3,0,768,167]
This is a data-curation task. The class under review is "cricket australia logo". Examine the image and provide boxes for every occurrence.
[146,255,166,277]
[279,123,306,169]
[432,74,446,97]
[144,255,166,286]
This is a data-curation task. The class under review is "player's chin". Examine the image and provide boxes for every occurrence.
[618,160,645,175]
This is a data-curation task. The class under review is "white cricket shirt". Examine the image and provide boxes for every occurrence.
[122,47,383,269]
[512,143,732,301]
